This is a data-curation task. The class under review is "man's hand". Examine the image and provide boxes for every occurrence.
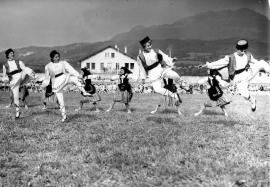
[198,63,208,69]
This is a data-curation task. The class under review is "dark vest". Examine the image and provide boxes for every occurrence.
[228,51,251,80]
[4,60,22,80]
[218,52,252,81]
[138,49,164,75]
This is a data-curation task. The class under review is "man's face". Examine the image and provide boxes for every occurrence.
[53,54,60,62]
[8,52,14,60]
[236,49,246,56]
[144,41,152,52]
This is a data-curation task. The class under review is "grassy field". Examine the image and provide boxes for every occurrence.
[0,92,269,187]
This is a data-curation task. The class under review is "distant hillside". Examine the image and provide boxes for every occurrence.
[0,41,116,73]
[111,8,269,42]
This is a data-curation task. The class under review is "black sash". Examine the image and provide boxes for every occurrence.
[234,68,247,75]
[9,69,22,76]
[55,72,64,78]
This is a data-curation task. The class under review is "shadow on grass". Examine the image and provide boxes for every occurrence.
[146,116,178,125]
[106,107,137,113]
[66,113,98,122]
[24,103,42,107]
[198,118,248,127]
[24,110,59,118]
[198,110,251,126]
[202,110,225,116]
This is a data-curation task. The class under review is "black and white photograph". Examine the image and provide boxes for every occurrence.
[0,0,269,186]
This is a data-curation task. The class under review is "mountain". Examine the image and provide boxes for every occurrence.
[111,8,269,42]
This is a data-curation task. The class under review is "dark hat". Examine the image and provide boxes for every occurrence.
[49,50,60,59]
[139,36,151,46]
[5,48,14,58]
[236,39,248,51]
[120,67,132,74]
[81,67,91,77]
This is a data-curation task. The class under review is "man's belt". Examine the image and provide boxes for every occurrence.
[146,61,160,71]
[235,68,247,75]
[8,69,22,76]
[55,72,64,78]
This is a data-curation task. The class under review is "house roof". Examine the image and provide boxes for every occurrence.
[79,45,137,62]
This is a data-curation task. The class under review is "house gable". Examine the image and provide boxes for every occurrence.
[80,46,140,78]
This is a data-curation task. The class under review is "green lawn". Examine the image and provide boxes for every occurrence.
[0,92,269,186]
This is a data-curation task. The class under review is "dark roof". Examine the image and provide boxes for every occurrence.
[79,45,137,62]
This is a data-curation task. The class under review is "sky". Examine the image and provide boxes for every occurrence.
[0,0,269,50]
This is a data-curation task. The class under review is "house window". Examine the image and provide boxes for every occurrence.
[130,63,134,69]
[101,63,104,70]
[86,63,90,69]
[125,63,129,69]
[91,63,95,70]
[111,53,115,58]
[108,63,112,70]
[116,63,119,70]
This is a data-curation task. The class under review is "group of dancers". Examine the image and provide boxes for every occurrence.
[2,37,270,122]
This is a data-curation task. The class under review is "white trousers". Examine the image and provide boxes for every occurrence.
[54,75,86,118]
[9,75,22,115]
[55,92,65,117]
[11,83,20,107]
[234,71,251,99]
[152,68,181,99]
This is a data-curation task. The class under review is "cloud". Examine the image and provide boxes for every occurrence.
[0,0,268,50]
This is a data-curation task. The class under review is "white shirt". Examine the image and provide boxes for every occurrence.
[3,60,25,76]
[137,49,175,81]
[2,60,26,88]
[206,52,260,70]
[45,60,80,78]
[43,60,81,91]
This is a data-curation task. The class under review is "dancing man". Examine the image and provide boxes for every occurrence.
[200,39,270,111]
[2,48,35,118]
[137,36,183,115]
[42,50,90,122]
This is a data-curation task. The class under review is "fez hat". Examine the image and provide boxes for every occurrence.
[236,39,248,51]
[139,36,151,46]
[5,48,14,59]
[120,67,132,74]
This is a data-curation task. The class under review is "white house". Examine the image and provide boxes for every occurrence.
[80,46,140,79]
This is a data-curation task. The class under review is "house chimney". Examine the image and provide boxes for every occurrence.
[114,44,118,49]
[139,49,141,54]
[124,46,127,54]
